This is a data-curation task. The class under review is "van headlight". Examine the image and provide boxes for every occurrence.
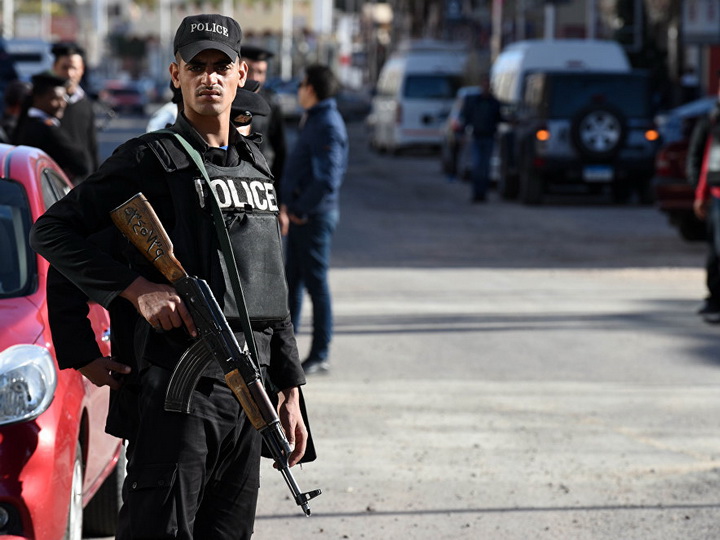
[0,345,57,425]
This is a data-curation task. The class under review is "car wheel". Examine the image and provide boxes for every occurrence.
[571,104,626,161]
[64,442,84,540]
[83,443,127,536]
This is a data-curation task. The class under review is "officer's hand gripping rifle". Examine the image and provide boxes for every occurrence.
[110,193,321,516]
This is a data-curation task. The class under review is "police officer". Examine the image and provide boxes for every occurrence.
[242,44,287,193]
[51,42,99,181]
[30,14,308,539]
[13,71,89,181]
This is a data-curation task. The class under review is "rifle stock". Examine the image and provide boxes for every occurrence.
[110,193,187,283]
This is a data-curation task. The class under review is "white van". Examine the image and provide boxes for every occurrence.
[369,41,467,154]
[490,39,631,105]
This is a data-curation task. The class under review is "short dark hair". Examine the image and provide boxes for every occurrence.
[305,64,339,101]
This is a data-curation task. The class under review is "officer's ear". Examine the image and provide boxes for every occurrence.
[169,62,181,89]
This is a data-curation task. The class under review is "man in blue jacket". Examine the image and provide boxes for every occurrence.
[280,64,348,374]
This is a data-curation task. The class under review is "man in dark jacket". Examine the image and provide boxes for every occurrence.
[31,14,308,539]
[51,42,98,182]
[13,71,88,180]
[458,76,502,202]
[280,64,348,375]
[687,85,720,322]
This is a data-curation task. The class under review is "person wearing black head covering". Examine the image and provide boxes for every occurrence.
[51,42,98,182]
[242,44,287,195]
[13,71,89,180]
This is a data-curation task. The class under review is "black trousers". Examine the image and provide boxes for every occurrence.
[116,366,262,539]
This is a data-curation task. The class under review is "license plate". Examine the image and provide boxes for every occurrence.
[583,165,614,182]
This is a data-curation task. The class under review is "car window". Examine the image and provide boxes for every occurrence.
[0,180,35,298]
[403,75,462,99]
[548,75,650,117]
[40,168,71,209]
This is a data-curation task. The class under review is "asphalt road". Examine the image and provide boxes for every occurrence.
[96,113,720,539]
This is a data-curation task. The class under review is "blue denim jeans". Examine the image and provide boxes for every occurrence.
[470,136,495,199]
[285,210,339,362]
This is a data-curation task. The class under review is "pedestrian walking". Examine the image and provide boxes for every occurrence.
[51,42,98,182]
[688,80,720,323]
[13,71,88,181]
[280,64,348,375]
[31,14,310,539]
[458,75,502,203]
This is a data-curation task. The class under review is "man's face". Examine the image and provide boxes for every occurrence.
[170,49,245,119]
[244,59,268,86]
[53,54,84,92]
[36,86,68,119]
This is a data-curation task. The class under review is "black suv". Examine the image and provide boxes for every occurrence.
[496,71,661,204]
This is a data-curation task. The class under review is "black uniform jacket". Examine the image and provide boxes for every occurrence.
[252,88,286,194]
[15,115,89,179]
[60,94,99,177]
[31,113,305,393]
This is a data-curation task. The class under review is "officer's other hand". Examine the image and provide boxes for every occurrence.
[78,356,131,390]
[278,208,290,236]
[694,198,709,221]
[121,276,197,337]
[277,387,308,467]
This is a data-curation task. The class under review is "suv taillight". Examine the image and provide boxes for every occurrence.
[395,103,402,125]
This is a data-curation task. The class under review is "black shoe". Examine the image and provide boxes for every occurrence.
[302,358,330,375]
[698,298,720,316]
[472,195,487,203]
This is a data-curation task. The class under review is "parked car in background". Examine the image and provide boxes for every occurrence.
[500,70,661,204]
[440,86,480,180]
[652,96,716,241]
[369,40,467,154]
[99,80,148,115]
[0,143,124,539]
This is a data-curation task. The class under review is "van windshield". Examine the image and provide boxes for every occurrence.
[403,75,462,99]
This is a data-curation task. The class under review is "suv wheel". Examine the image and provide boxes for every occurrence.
[571,104,626,161]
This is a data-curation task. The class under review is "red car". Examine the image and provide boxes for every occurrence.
[0,144,124,539]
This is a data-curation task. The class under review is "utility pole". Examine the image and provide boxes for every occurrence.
[3,0,13,38]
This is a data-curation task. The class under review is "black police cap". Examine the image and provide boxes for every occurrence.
[241,44,274,62]
[231,84,270,120]
[174,13,242,62]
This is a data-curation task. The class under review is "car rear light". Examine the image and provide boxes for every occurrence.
[654,144,685,178]
[395,103,402,125]
[644,129,660,142]
[0,345,57,426]
[535,128,551,141]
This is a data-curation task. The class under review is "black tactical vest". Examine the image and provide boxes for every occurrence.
[147,134,289,323]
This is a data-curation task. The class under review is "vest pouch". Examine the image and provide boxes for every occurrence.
[227,210,289,322]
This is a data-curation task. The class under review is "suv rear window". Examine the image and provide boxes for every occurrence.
[403,75,462,99]
[546,75,650,117]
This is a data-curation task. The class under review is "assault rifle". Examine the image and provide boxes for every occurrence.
[110,193,321,516]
